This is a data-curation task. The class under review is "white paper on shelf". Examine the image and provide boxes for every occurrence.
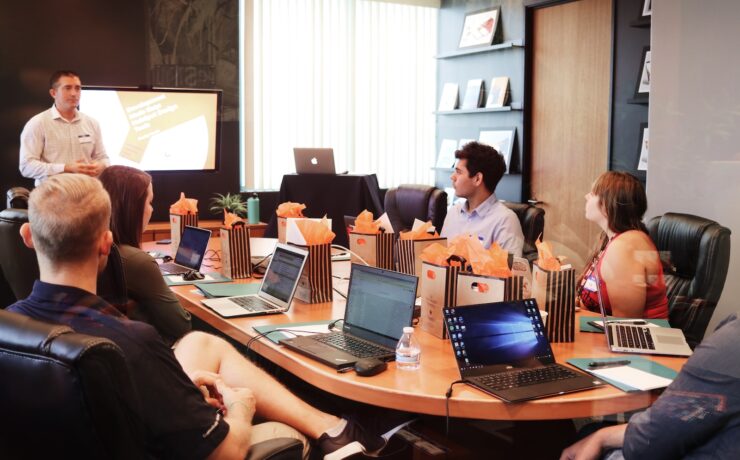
[590,366,673,391]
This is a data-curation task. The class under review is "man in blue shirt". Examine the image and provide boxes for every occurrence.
[560,313,740,460]
[441,141,524,256]
[8,173,390,459]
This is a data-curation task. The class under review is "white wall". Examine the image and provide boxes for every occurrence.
[648,0,740,335]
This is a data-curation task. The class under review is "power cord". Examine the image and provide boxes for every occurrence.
[445,379,468,437]
[250,252,273,279]
[331,244,370,266]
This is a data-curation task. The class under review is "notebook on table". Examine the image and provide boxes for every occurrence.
[201,244,308,317]
[444,299,604,403]
[159,226,211,275]
[595,275,692,357]
[293,148,336,174]
[280,264,418,370]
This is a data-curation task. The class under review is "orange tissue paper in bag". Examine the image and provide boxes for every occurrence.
[276,202,306,218]
[353,210,381,234]
[535,237,561,271]
[419,243,451,266]
[223,210,245,229]
[170,192,198,215]
[399,221,439,240]
[472,243,512,278]
[296,217,335,244]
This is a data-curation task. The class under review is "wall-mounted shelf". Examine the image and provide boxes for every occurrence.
[627,97,649,105]
[435,39,524,59]
[435,102,523,115]
[629,18,651,28]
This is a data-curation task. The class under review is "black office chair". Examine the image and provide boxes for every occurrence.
[647,212,731,347]
[502,202,545,264]
[383,184,447,233]
[0,309,304,459]
[0,207,37,307]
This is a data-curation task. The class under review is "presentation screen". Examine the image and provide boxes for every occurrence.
[80,87,221,172]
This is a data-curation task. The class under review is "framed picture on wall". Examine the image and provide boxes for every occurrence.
[458,7,502,49]
[642,0,652,17]
[634,47,651,99]
[637,123,649,171]
[479,127,516,173]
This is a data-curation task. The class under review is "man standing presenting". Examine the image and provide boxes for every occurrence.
[19,70,108,185]
[441,141,524,256]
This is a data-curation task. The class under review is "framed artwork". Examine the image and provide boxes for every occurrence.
[642,0,652,17]
[478,127,516,172]
[458,7,501,49]
[634,47,651,99]
[637,123,649,171]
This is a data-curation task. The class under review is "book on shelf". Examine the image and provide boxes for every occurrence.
[485,76,510,108]
[436,139,458,168]
[461,79,485,110]
[438,83,459,111]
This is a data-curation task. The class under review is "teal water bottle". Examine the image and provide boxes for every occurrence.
[247,193,260,224]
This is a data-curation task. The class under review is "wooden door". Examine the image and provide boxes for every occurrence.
[529,0,612,271]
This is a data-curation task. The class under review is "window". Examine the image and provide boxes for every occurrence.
[245,0,437,190]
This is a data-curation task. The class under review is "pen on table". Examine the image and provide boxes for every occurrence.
[611,320,648,325]
[588,360,631,369]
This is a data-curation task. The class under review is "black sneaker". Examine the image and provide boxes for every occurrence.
[317,417,387,458]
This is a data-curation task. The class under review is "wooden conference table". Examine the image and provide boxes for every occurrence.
[146,239,688,421]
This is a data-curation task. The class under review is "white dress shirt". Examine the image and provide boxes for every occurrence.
[19,105,109,185]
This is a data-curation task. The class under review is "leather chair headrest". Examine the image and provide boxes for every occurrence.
[6,187,30,210]
[0,309,119,362]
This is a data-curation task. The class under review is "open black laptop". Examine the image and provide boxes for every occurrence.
[444,299,604,403]
[159,226,211,275]
[280,264,418,370]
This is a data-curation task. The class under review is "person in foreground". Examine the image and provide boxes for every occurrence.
[19,70,108,185]
[560,312,740,460]
[577,171,668,319]
[440,141,524,256]
[7,174,389,459]
[98,165,191,345]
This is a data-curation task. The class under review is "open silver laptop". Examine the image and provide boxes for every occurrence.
[596,274,692,357]
[293,148,336,174]
[202,244,308,317]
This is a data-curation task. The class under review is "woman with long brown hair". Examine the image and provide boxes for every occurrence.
[577,171,668,319]
[99,165,191,344]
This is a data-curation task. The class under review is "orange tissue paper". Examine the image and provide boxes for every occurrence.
[399,221,439,240]
[276,202,306,218]
[296,217,335,245]
[170,192,198,215]
[535,237,561,271]
[223,210,245,229]
[353,210,382,234]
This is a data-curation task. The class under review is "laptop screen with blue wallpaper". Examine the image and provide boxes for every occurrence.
[444,299,555,373]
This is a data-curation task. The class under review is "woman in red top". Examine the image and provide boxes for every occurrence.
[577,171,669,319]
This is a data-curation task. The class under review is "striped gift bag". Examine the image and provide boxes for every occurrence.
[532,263,576,342]
[220,223,252,279]
[292,243,333,304]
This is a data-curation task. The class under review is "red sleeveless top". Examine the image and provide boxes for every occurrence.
[577,233,669,319]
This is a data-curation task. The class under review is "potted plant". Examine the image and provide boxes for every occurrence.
[210,192,247,218]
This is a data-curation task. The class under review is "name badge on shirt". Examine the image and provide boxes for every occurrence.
[583,276,598,292]
[78,134,92,144]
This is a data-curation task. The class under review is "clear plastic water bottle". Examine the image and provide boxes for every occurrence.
[395,326,421,370]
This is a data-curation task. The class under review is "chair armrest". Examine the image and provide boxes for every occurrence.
[246,437,304,460]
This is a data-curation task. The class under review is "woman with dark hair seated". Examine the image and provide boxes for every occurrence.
[577,171,668,319]
[99,165,191,344]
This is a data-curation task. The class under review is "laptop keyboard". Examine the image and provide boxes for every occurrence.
[615,325,655,350]
[231,296,278,312]
[476,365,579,391]
[160,262,189,274]
[313,332,391,358]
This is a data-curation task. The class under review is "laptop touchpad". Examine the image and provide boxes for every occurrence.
[655,334,685,345]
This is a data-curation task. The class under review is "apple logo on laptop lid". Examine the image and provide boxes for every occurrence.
[311,157,318,165]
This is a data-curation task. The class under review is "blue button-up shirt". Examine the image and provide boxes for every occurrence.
[440,193,524,256]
